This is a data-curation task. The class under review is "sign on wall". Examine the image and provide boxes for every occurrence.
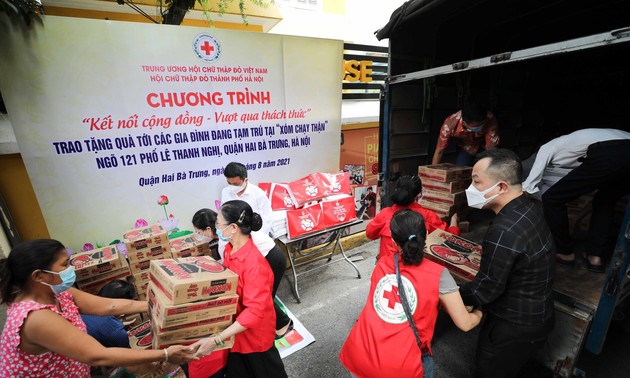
[0,16,343,249]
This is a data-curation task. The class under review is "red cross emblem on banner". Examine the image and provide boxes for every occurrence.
[193,33,221,63]
[200,41,214,56]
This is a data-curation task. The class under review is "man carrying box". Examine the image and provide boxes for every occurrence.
[459,149,555,378]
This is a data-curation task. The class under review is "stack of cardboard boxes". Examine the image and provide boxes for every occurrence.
[168,234,213,259]
[123,224,172,301]
[71,245,131,295]
[418,163,472,220]
[147,256,239,350]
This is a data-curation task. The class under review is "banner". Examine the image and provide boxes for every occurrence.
[0,16,343,249]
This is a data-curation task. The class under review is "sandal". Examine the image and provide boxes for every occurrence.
[275,320,294,340]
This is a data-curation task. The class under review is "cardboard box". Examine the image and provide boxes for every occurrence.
[76,268,132,295]
[169,235,211,259]
[135,280,150,295]
[124,224,169,252]
[76,265,131,287]
[132,270,152,285]
[286,202,326,239]
[148,282,238,327]
[128,259,154,275]
[419,198,464,218]
[70,245,126,280]
[421,178,471,193]
[424,229,482,281]
[418,164,472,183]
[149,257,238,305]
[152,316,232,346]
[128,319,153,350]
[126,243,171,263]
[422,189,467,206]
[321,195,357,228]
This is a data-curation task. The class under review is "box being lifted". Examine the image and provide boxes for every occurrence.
[124,223,169,253]
[418,163,472,183]
[149,257,238,305]
[70,245,126,280]
[424,229,482,281]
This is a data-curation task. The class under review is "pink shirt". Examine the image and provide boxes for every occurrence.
[0,291,91,378]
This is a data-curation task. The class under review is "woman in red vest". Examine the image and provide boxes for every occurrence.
[340,209,482,378]
[367,175,460,261]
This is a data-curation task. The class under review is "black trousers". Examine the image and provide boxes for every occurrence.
[542,140,630,257]
[475,313,554,378]
[227,347,287,378]
[265,245,291,330]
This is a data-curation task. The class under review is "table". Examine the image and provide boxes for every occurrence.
[276,219,363,303]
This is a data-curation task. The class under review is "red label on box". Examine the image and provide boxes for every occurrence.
[287,203,325,239]
[321,196,357,228]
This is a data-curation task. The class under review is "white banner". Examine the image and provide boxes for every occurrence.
[0,16,343,249]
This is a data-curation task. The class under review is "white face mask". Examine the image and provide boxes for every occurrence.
[228,179,247,195]
[465,182,500,209]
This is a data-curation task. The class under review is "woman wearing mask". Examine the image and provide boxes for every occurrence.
[191,201,287,378]
[366,175,460,261]
[340,210,483,378]
[0,239,196,377]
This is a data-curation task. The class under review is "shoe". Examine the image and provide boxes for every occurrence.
[275,320,294,340]
[585,255,605,273]
[555,253,575,266]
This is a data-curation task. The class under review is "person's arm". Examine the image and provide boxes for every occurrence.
[522,143,555,194]
[365,208,390,240]
[432,118,453,164]
[21,309,196,366]
[446,213,461,235]
[70,288,148,316]
[484,115,500,150]
[191,262,272,356]
[257,191,274,236]
[440,291,483,332]
[459,229,518,307]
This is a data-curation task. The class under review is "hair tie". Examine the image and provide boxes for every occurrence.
[408,234,417,241]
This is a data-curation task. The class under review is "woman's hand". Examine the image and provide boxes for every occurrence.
[449,213,459,227]
[165,345,198,364]
[190,336,218,358]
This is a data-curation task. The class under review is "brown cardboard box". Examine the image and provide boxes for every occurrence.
[424,229,482,281]
[128,259,154,275]
[135,280,150,295]
[124,224,169,253]
[76,265,131,287]
[149,257,238,305]
[148,282,238,329]
[169,235,211,259]
[152,316,232,347]
[421,178,471,193]
[76,268,132,295]
[126,244,171,263]
[132,270,152,285]
[422,189,467,206]
[127,319,153,350]
[418,164,472,183]
[70,245,126,280]
[419,198,465,218]
[152,334,234,350]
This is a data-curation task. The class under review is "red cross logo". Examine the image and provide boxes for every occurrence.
[383,285,401,309]
[200,41,215,56]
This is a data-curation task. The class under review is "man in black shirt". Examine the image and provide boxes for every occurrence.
[459,149,555,378]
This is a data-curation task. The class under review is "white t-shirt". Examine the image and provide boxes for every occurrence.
[219,181,274,257]
[523,128,630,194]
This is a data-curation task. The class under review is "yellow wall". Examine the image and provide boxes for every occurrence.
[0,154,49,241]
[324,0,346,15]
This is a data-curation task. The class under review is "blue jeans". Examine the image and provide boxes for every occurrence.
[455,148,475,166]
[422,353,434,378]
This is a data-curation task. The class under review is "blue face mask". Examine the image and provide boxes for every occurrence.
[216,225,232,242]
[42,266,76,295]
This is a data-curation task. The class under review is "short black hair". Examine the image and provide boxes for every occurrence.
[98,279,136,299]
[192,208,218,234]
[462,100,487,123]
[224,162,247,180]
[391,176,422,206]
[476,149,523,185]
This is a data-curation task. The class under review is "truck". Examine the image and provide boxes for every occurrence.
[375,0,630,376]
